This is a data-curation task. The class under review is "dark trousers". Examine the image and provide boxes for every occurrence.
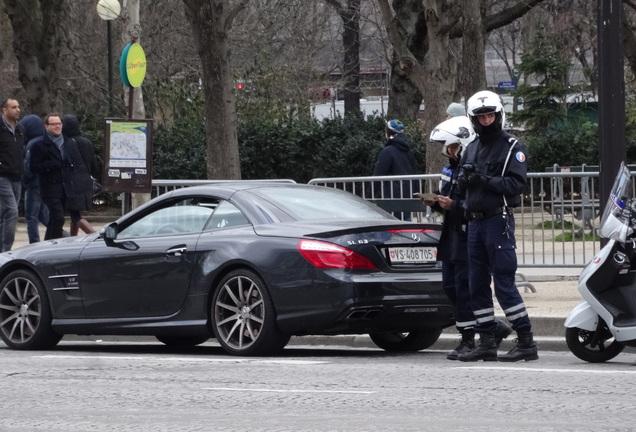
[442,259,475,331]
[42,196,66,240]
[467,214,532,334]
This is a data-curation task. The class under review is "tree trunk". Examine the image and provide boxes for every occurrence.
[122,0,150,209]
[387,61,422,120]
[342,0,361,116]
[183,0,246,180]
[459,1,487,98]
[326,0,362,117]
[385,0,427,121]
[4,0,65,115]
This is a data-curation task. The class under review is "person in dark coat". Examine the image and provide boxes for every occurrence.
[62,114,96,235]
[0,98,25,251]
[373,119,418,220]
[30,114,80,240]
[21,114,50,243]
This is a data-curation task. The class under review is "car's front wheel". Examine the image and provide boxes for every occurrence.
[369,328,443,352]
[0,269,62,350]
[211,269,290,356]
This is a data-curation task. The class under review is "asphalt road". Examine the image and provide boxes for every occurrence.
[1,339,636,432]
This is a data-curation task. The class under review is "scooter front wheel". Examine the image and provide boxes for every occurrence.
[565,326,624,363]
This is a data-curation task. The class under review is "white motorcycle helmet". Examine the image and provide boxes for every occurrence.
[429,116,476,158]
[466,90,505,134]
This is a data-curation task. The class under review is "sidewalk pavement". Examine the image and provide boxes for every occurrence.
[12,219,588,352]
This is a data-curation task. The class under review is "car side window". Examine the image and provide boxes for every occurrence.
[118,198,218,238]
[205,200,250,230]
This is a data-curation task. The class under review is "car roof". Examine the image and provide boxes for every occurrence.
[168,181,320,198]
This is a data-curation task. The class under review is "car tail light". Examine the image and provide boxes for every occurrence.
[298,239,377,270]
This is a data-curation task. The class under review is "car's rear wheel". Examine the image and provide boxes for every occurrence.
[369,328,443,352]
[211,269,290,356]
[155,335,210,347]
[0,269,62,350]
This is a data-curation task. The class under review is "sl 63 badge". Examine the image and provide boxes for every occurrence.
[347,239,368,245]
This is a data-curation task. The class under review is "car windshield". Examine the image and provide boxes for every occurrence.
[254,186,392,221]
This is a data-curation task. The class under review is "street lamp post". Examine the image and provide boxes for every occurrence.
[96,0,121,115]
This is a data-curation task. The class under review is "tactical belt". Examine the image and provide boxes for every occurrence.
[466,207,504,221]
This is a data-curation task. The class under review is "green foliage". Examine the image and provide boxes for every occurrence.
[554,231,598,242]
[519,117,598,172]
[153,122,207,179]
[145,79,207,179]
[238,115,425,183]
[143,78,421,182]
[509,24,572,132]
[537,220,575,230]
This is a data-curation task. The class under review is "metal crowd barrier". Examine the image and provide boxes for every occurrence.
[148,170,610,268]
[308,171,605,268]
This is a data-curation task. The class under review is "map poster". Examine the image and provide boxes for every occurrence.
[102,119,153,193]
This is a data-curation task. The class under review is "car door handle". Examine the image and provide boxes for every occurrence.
[166,246,187,256]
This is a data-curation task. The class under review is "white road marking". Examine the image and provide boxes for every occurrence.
[33,355,328,365]
[203,387,376,394]
[457,366,636,374]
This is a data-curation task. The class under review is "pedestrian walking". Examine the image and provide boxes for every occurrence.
[456,90,538,362]
[62,114,96,235]
[0,98,25,251]
[21,114,50,243]
[30,114,78,240]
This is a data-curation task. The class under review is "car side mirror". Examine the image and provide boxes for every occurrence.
[101,222,139,251]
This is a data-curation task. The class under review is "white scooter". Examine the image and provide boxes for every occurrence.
[565,162,636,362]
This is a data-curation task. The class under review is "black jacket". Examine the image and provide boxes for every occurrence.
[431,159,468,263]
[30,133,77,200]
[0,118,25,181]
[459,130,527,212]
[373,133,418,198]
[63,115,97,211]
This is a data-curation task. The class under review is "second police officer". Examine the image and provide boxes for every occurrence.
[456,90,538,362]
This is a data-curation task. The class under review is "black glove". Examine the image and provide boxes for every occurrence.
[467,172,491,187]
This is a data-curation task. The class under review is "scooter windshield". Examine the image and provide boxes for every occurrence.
[600,162,634,241]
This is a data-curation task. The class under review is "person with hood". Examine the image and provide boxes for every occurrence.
[62,114,97,236]
[373,119,418,220]
[21,114,50,243]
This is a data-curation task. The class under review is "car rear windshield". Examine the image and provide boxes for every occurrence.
[254,186,391,221]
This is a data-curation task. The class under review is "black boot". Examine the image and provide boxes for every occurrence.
[498,331,539,362]
[495,319,512,349]
[447,329,475,360]
[457,333,497,362]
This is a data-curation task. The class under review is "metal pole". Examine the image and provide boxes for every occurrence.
[107,20,113,115]
[597,0,626,217]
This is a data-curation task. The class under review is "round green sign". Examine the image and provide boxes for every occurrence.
[125,43,147,88]
[119,43,131,86]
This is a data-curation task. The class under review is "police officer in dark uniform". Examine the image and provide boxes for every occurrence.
[423,116,477,360]
[456,90,538,362]
[424,115,512,360]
